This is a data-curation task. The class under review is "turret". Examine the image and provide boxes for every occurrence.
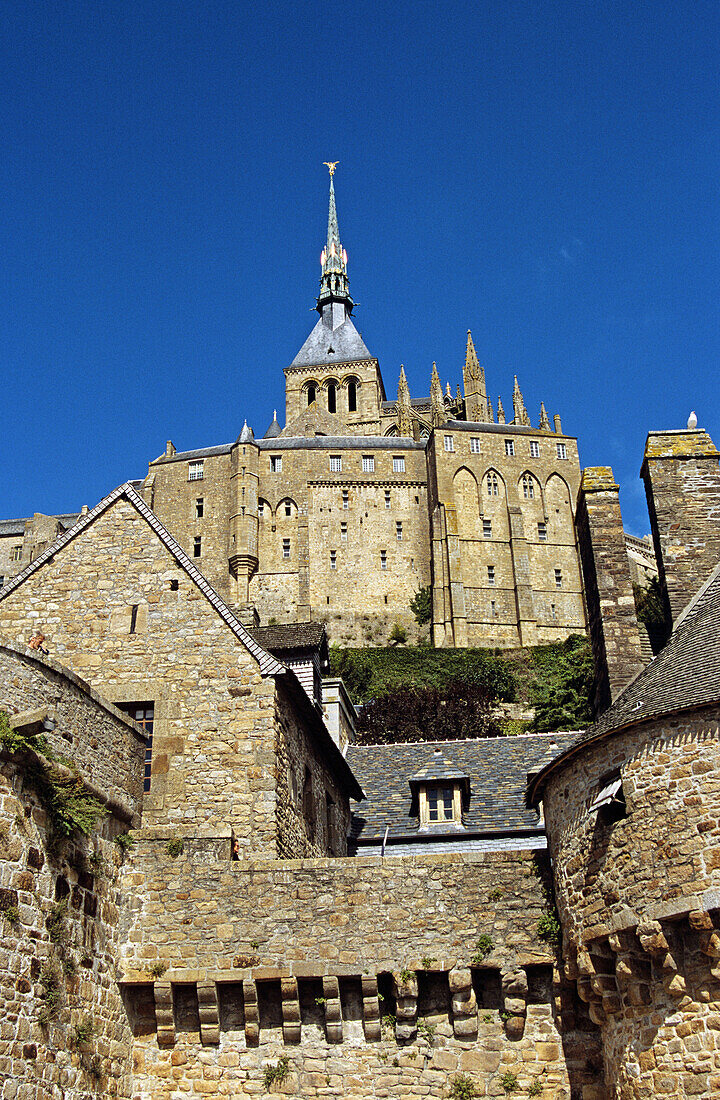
[229,425,260,612]
[512,376,531,427]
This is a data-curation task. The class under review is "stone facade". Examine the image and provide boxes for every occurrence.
[641,428,720,623]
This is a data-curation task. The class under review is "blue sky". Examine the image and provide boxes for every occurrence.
[1,0,718,534]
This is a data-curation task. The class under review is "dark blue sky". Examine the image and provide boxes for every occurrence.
[1,1,718,534]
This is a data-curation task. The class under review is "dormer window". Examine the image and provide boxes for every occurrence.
[410,758,469,831]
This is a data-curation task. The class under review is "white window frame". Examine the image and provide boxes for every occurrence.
[329,455,342,473]
[385,490,391,510]
[556,442,567,460]
[362,455,375,473]
[396,521,403,542]
[270,455,282,473]
[342,490,349,510]
[444,435,454,452]
[393,456,405,473]
[505,439,515,457]
[470,437,481,454]
[419,783,462,826]
[487,565,496,586]
[555,568,563,589]
[538,522,547,542]
[10,546,22,562]
[330,550,337,570]
[282,538,290,559]
[380,550,387,570]
[523,475,534,500]
[483,519,492,539]
[340,522,347,542]
[530,441,540,458]
[188,461,204,481]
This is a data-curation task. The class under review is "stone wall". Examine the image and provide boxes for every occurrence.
[0,642,145,823]
[0,649,143,1100]
[117,844,605,1098]
[542,706,720,1097]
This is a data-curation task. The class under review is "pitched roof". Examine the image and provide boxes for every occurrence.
[347,733,576,842]
[0,482,285,679]
[289,315,372,369]
[250,622,327,653]
[0,513,81,537]
[527,561,720,804]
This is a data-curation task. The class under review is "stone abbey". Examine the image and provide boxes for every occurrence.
[2,171,720,1099]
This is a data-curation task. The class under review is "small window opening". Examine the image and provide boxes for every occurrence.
[327,383,337,414]
[307,384,316,405]
[193,536,202,558]
[589,770,626,823]
[129,604,138,634]
[170,578,179,591]
[285,502,292,516]
[195,497,204,519]
[348,380,357,412]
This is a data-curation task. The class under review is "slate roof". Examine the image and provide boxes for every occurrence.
[150,443,233,466]
[527,561,720,804]
[256,435,426,452]
[289,315,373,369]
[250,622,327,654]
[347,733,576,842]
[0,514,81,537]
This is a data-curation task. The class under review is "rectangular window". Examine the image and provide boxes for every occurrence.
[193,536,202,557]
[555,568,563,589]
[385,490,391,509]
[396,521,403,541]
[362,455,375,472]
[329,455,342,472]
[330,550,337,569]
[195,497,204,519]
[556,443,567,460]
[427,785,455,822]
[530,441,540,458]
[342,490,349,509]
[483,519,492,539]
[444,435,454,452]
[505,439,515,457]
[340,522,347,542]
[470,437,481,453]
[117,702,154,792]
[380,550,387,569]
[490,599,497,617]
[393,455,405,473]
[10,546,22,562]
[188,461,204,481]
[538,522,547,541]
[284,501,291,516]
[282,538,290,559]
[487,565,496,586]
[551,603,557,620]
[270,455,282,473]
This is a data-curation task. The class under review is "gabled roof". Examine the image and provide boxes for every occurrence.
[250,621,327,654]
[0,482,285,679]
[527,560,720,805]
[347,733,576,842]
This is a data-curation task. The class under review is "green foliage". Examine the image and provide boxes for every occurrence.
[410,585,432,626]
[500,1071,518,1093]
[0,711,107,839]
[421,955,436,969]
[417,1018,436,1042]
[314,996,327,1006]
[114,831,135,852]
[329,647,515,706]
[70,1016,94,1049]
[528,635,593,731]
[38,960,63,1026]
[389,622,408,645]
[537,911,561,948]
[528,1081,543,1097]
[149,962,167,979]
[46,900,69,945]
[488,888,503,902]
[165,838,184,858]
[262,1055,289,1089]
[381,1013,397,1035]
[471,934,493,964]
[1,903,19,926]
[398,967,415,984]
[449,1073,478,1099]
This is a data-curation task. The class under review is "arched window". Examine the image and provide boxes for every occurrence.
[487,472,499,497]
[348,380,357,412]
[522,474,534,500]
[307,384,316,406]
[327,383,337,414]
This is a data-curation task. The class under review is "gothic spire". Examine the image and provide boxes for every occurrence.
[497,397,506,424]
[396,365,412,437]
[462,330,489,421]
[430,362,445,427]
[512,376,531,426]
[539,402,551,431]
[317,165,354,317]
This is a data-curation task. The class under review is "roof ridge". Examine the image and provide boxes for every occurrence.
[0,482,285,678]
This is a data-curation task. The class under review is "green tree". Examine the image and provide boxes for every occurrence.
[410,585,432,626]
[529,635,593,732]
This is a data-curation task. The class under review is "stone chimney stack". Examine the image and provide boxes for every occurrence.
[576,467,645,714]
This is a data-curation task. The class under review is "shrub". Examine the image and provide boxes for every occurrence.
[389,622,408,645]
[46,900,69,945]
[410,585,432,626]
[500,1071,518,1093]
[165,838,184,858]
[398,967,415,984]
[529,635,593,731]
[528,1081,543,1097]
[70,1017,94,1049]
[1,903,19,926]
[149,962,167,979]
[114,831,135,852]
[537,911,561,948]
[449,1073,478,1099]
[471,934,493,964]
[262,1056,289,1089]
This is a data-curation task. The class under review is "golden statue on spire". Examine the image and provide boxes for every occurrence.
[323,161,339,176]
